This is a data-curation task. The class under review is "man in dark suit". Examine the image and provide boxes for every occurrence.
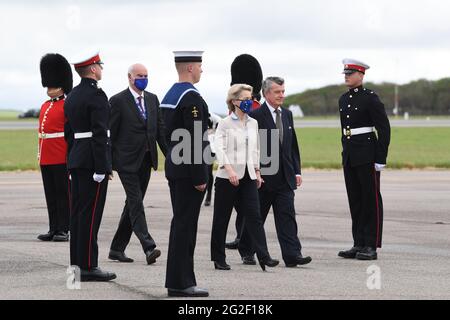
[108,63,167,265]
[239,76,312,268]
[338,59,391,260]
[64,52,116,282]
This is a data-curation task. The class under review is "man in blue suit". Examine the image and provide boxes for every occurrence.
[239,77,312,267]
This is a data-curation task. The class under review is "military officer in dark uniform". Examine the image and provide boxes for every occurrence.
[337,59,391,261]
[64,52,116,281]
[160,51,210,297]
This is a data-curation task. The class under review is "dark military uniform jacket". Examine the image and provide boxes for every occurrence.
[339,85,391,167]
[64,78,112,174]
[160,82,210,186]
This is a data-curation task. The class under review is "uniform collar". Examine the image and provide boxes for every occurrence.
[349,85,364,93]
[49,95,65,102]
[81,77,99,88]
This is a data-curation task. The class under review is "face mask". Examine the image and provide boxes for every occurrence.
[134,78,148,91]
[238,99,253,114]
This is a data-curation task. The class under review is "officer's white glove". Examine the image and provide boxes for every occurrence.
[93,173,105,183]
[375,163,386,172]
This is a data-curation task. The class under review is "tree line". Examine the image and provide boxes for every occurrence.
[284,78,450,116]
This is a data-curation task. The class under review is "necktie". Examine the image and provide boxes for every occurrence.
[275,108,283,142]
[137,96,147,120]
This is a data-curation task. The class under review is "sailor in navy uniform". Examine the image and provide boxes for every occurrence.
[64,52,116,281]
[337,59,391,261]
[160,51,210,297]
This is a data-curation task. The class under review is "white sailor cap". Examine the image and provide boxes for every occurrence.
[173,51,204,63]
[342,58,370,74]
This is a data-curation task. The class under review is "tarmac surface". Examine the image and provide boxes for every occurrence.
[0,170,449,300]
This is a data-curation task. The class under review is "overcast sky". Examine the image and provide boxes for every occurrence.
[1,0,450,113]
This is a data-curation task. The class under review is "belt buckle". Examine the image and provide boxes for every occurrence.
[41,133,46,139]
[345,129,351,136]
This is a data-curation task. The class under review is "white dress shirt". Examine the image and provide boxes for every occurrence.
[129,87,145,110]
[265,102,301,177]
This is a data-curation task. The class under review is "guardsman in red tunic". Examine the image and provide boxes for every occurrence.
[37,53,73,242]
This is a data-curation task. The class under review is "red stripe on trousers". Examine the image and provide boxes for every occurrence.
[373,167,380,247]
[88,183,101,270]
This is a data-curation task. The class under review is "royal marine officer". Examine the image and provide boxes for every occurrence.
[160,51,210,297]
[338,59,391,260]
[37,53,72,242]
[64,52,116,281]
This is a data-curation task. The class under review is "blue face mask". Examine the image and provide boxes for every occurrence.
[238,99,253,114]
[134,78,148,91]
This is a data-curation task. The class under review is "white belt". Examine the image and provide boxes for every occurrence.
[74,130,110,139]
[38,132,65,139]
[343,127,374,136]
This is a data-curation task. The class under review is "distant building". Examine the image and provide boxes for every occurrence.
[288,104,304,118]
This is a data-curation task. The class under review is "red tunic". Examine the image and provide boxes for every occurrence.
[38,98,68,165]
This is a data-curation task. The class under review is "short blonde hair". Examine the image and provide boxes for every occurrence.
[226,84,253,112]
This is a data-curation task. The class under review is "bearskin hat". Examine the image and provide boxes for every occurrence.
[40,53,73,94]
[230,54,263,101]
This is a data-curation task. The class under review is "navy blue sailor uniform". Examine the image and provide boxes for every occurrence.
[64,77,112,271]
[339,85,390,248]
[160,82,210,290]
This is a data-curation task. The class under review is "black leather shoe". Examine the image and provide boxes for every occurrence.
[285,255,312,267]
[242,255,256,265]
[53,231,69,242]
[80,267,116,282]
[225,238,240,250]
[338,246,363,259]
[356,247,378,260]
[258,257,279,271]
[213,261,231,270]
[204,199,211,206]
[145,248,161,265]
[37,231,55,241]
[168,286,209,297]
[108,250,134,263]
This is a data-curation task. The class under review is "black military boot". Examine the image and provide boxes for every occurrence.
[356,247,377,260]
[37,231,55,241]
[338,246,363,259]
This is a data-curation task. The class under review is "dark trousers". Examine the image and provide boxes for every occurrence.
[110,152,156,253]
[232,202,246,241]
[205,164,214,202]
[40,164,70,233]
[70,169,108,271]
[343,163,383,248]
[239,180,302,264]
[165,178,205,290]
[211,171,270,263]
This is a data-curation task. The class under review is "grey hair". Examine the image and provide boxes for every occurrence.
[262,76,285,95]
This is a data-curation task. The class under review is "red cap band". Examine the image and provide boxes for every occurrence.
[74,54,101,68]
[344,64,366,73]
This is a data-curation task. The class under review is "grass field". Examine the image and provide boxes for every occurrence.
[1,128,449,171]
[0,110,20,121]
